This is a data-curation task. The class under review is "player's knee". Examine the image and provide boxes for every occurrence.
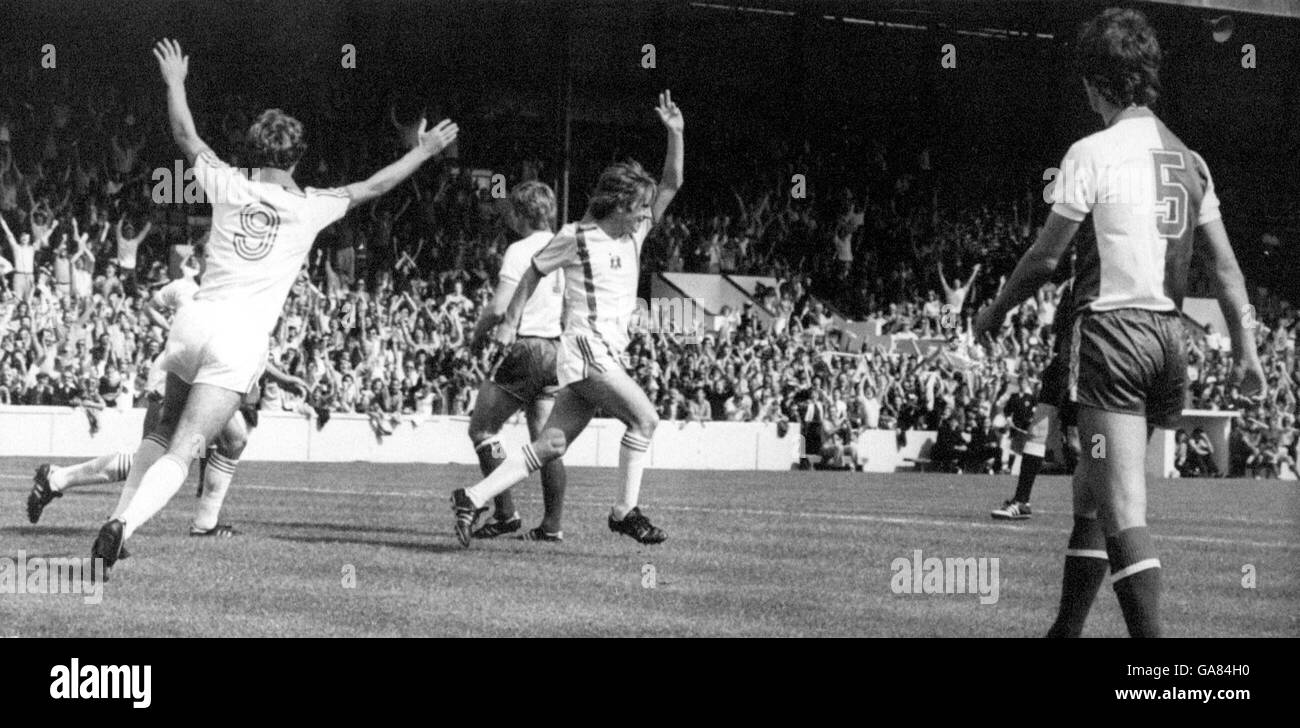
[1109,491,1146,529]
[467,426,497,446]
[537,429,568,460]
[216,431,247,459]
[170,432,207,461]
[629,412,659,439]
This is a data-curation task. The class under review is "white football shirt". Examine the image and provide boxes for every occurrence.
[191,149,351,336]
[532,218,650,356]
[1049,107,1220,312]
[498,230,564,338]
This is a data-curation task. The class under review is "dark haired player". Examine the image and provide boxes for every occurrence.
[465,181,568,542]
[90,39,457,577]
[450,91,684,547]
[975,9,1262,636]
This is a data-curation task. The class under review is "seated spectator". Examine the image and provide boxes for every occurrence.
[963,412,1003,474]
[1187,428,1220,478]
[930,413,969,472]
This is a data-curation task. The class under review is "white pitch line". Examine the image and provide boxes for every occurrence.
[233,484,1300,551]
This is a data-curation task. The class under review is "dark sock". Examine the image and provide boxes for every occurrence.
[475,439,505,477]
[1107,527,1162,638]
[1046,516,1108,638]
[1013,454,1042,503]
[493,491,517,521]
[539,458,566,533]
[474,439,516,520]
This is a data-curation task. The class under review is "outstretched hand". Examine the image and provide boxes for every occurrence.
[415,118,459,158]
[153,38,189,86]
[1235,357,1267,401]
[491,320,517,349]
[655,90,683,133]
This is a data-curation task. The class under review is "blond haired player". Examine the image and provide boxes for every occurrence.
[451,91,683,547]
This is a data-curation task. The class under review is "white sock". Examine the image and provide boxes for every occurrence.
[51,452,133,492]
[464,444,541,508]
[119,455,189,539]
[111,436,166,520]
[192,452,237,531]
[614,432,650,519]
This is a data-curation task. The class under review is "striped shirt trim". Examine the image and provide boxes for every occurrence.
[573,227,620,362]
[1064,549,1108,560]
[575,226,600,334]
[1111,558,1161,581]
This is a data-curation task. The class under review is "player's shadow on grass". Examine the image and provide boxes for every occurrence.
[242,519,429,537]
[1,525,98,538]
[268,532,467,554]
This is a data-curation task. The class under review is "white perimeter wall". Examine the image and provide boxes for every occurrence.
[1,406,1200,477]
[0,406,800,471]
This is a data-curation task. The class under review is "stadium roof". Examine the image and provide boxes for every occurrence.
[684,0,1300,38]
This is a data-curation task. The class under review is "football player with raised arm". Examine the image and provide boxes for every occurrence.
[450,91,683,547]
[90,39,457,578]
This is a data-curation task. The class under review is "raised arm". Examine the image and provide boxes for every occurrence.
[652,90,684,223]
[0,214,16,254]
[153,39,211,165]
[71,218,90,262]
[132,221,153,244]
[345,118,458,209]
[938,262,952,293]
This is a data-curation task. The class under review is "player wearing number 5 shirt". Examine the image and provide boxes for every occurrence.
[91,38,458,578]
[974,9,1263,637]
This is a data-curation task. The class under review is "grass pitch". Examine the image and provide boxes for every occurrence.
[2,458,1296,637]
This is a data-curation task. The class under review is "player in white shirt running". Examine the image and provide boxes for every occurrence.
[451,91,683,547]
[29,259,305,541]
[91,39,457,578]
[975,9,1263,637]
[464,181,569,542]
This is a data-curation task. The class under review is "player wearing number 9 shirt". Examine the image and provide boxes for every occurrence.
[90,38,458,579]
[974,8,1263,636]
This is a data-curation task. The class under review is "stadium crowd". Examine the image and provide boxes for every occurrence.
[1,84,1296,478]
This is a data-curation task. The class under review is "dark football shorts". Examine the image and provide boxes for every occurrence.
[141,388,259,436]
[1039,355,1077,428]
[240,386,261,430]
[1070,308,1187,428]
[493,336,560,404]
